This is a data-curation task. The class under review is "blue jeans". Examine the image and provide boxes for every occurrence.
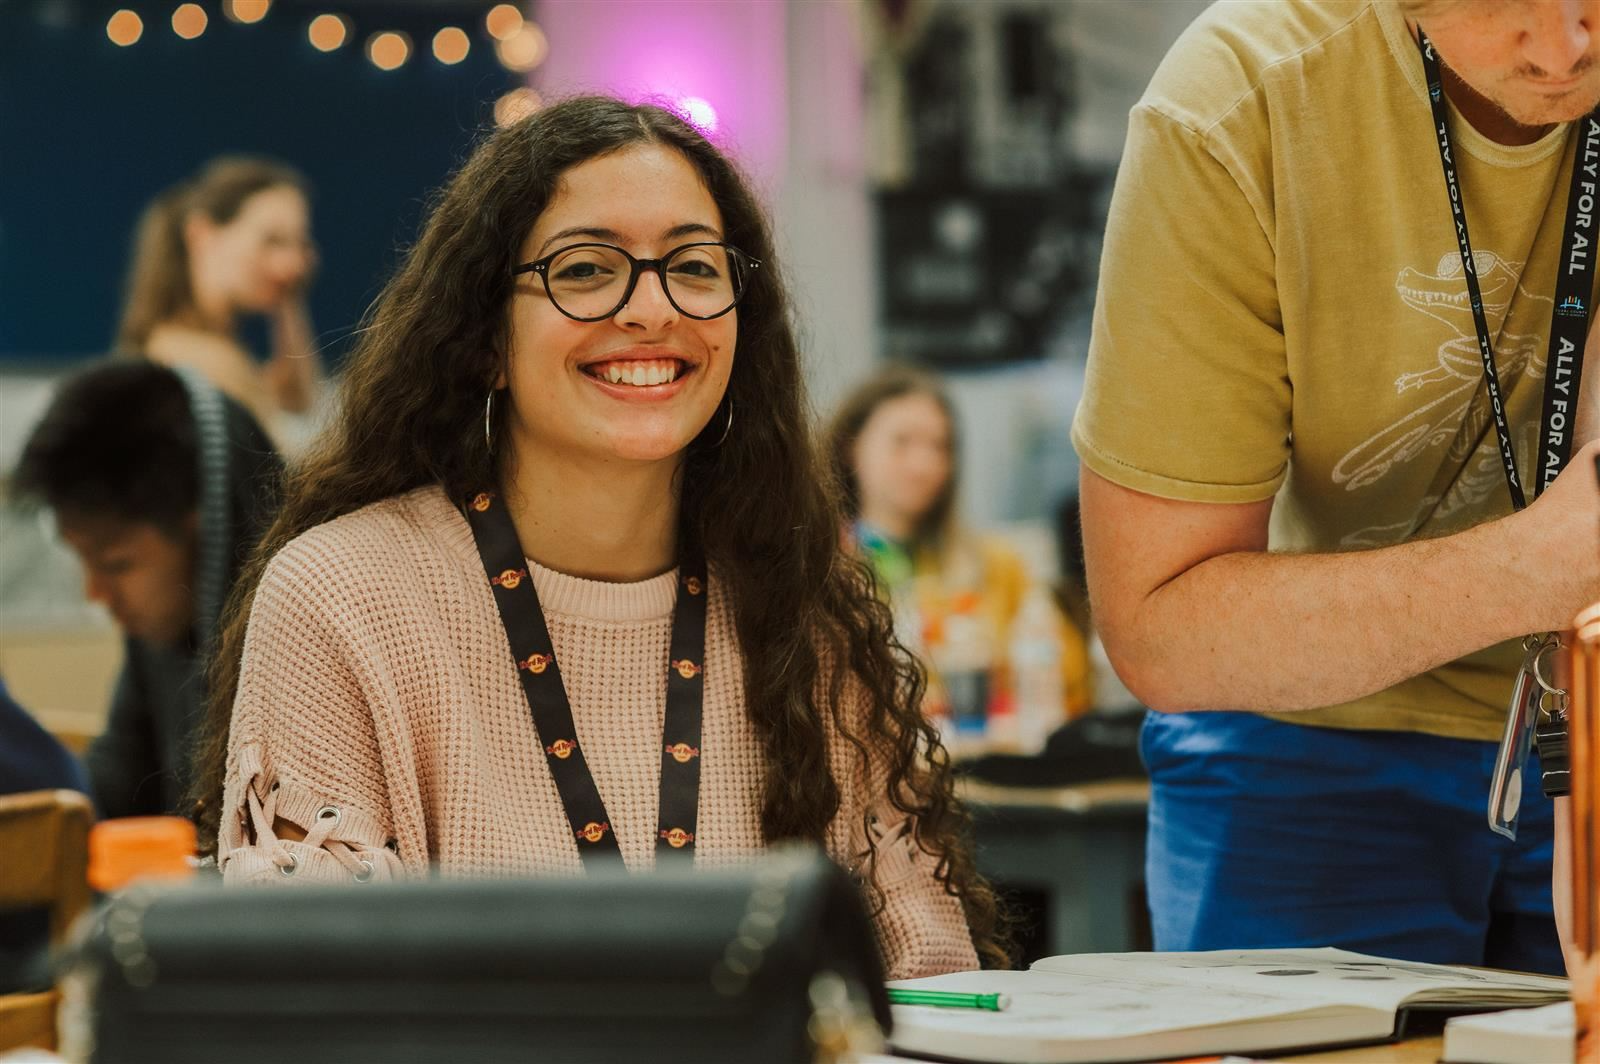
[1141,711,1561,975]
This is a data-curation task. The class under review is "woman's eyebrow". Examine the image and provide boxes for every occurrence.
[536,222,723,259]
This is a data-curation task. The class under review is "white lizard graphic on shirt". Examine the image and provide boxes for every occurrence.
[1333,250,1545,547]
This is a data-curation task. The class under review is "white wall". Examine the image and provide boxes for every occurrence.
[780,0,879,416]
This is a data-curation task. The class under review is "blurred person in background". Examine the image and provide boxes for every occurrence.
[827,366,1092,747]
[12,361,282,820]
[116,156,322,451]
[191,97,1002,977]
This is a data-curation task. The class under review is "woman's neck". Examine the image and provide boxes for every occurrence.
[181,282,236,337]
[499,443,681,583]
[858,502,915,543]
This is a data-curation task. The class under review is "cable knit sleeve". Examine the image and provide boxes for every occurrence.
[829,681,978,980]
[218,540,410,886]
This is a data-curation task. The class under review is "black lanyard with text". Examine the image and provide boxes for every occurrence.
[1418,29,1594,507]
[1418,31,1592,831]
[463,490,709,867]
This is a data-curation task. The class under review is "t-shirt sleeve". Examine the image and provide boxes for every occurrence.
[1072,104,1291,503]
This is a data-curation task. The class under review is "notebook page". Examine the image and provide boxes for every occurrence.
[888,968,1367,1041]
[1030,949,1568,1012]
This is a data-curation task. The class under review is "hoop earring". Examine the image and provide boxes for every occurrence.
[713,397,734,447]
[484,389,497,454]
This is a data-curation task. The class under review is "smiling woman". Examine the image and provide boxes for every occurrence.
[191,96,1004,978]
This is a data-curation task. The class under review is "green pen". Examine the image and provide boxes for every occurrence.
[886,989,1009,1011]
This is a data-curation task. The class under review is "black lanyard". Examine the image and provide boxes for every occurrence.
[463,490,709,869]
[1418,30,1595,506]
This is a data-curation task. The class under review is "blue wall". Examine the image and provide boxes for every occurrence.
[0,1,519,362]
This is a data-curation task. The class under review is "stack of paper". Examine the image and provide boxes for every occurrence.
[1443,1002,1574,1064]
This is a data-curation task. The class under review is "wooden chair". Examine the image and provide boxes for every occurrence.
[0,789,93,1053]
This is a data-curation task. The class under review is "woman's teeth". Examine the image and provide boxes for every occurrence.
[592,359,681,386]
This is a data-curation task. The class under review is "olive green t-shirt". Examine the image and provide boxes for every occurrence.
[1072,0,1581,741]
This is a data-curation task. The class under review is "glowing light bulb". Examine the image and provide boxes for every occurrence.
[495,87,543,127]
[308,14,349,52]
[224,0,271,24]
[107,9,143,46]
[172,4,208,40]
[494,22,547,73]
[485,3,523,42]
[432,26,470,65]
[367,30,411,72]
[677,96,718,133]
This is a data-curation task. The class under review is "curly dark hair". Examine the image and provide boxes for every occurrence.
[189,96,1008,967]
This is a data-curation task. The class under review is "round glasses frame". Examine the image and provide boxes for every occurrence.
[511,240,761,322]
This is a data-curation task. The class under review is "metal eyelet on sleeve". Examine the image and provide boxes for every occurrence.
[316,805,341,827]
[278,852,299,877]
[353,859,374,884]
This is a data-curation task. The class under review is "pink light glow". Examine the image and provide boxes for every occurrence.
[675,96,718,134]
[531,0,787,181]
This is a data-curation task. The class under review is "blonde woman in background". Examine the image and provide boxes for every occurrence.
[827,366,1092,746]
[117,157,321,449]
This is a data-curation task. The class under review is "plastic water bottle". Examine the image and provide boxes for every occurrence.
[936,607,993,752]
[1010,585,1065,754]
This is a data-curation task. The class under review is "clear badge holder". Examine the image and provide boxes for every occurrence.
[1488,634,1563,840]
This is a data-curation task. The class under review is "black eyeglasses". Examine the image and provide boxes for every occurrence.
[512,241,761,322]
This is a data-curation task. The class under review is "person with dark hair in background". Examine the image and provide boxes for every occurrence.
[192,96,1002,977]
[13,361,282,820]
[826,366,1092,742]
[118,156,321,449]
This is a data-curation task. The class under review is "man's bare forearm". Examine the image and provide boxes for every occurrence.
[1121,511,1544,712]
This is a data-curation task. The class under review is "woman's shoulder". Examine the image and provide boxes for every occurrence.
[143,326,259,386]
[143,327,276,424]
[263,486,476,600]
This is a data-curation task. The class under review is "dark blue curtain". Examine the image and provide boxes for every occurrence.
[0,0,520,363]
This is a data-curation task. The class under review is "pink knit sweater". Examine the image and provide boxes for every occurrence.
[219,486,977,979]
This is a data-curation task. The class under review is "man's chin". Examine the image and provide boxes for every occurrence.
[1502,89,1600,128]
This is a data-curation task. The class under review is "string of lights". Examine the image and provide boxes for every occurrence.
[103,2,546,79]
[100,1,546,124]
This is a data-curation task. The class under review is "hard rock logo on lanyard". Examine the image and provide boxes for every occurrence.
[1416,30,1595,839]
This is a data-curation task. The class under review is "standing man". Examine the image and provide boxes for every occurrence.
[1076,0,1600,975]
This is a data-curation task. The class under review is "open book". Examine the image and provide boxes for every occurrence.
[887,948,1567,1064]
[1443,1002,1574,1064]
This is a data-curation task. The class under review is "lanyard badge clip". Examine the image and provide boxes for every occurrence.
[1489,634,1567,839]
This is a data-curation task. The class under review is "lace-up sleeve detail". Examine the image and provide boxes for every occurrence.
[218,541,413,886]
[221,743,405,884]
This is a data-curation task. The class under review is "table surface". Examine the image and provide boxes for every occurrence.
[871,1036,1445,1063]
